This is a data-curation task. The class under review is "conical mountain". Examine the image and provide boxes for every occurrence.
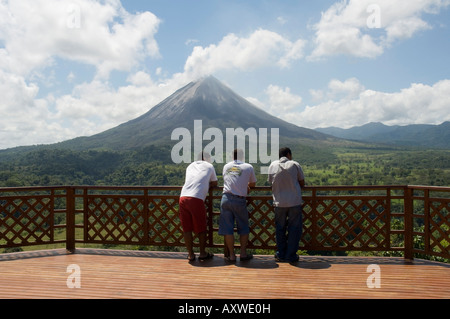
[58,76,332,150]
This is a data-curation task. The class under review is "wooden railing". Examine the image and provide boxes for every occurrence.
[1,185,449,261]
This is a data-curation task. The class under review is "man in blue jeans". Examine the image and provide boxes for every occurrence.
[219,149,257,262]
[268,147,305,262]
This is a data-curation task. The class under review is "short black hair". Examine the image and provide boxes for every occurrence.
[197,152,211,161]
[233,149,244,161]
[279,147,292,158]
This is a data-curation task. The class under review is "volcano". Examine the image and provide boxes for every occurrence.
[58,76,333,150]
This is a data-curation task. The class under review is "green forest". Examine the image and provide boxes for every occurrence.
[1,144,449,188]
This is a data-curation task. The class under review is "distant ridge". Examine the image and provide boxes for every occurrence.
[54,76,335,150]
[316,121,450,148]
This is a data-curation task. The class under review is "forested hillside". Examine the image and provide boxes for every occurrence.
[316,121,450,148]
[1,145,449,187]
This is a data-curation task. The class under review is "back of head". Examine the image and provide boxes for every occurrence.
[233,149,244,161]
[279,147,292,159]
[197,151,211,162]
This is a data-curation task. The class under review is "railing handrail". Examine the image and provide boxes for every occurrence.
[1,185,449,262]
[2,184,449,192]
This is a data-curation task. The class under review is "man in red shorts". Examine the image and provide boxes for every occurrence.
[179,152,218,262]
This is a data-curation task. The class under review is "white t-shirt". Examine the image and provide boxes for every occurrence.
[222,160,257,197]
[180,161,218,201]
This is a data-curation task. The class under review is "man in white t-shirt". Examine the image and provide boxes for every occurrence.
[179,152,218,262]
[219,149,257,262]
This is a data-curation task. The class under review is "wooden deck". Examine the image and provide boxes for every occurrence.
[0,248,449,300]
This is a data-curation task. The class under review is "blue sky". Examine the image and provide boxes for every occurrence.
[1,0,449,149]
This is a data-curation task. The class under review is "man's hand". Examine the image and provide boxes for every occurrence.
[247,182,256,194]
[209,181,218,189]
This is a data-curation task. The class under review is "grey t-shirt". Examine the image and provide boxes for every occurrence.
[268,157,305,207]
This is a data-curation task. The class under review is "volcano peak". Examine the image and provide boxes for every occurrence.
[58,76,330,150]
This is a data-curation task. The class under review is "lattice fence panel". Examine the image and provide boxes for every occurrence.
[86,196,145,244]
[148,196,184,246]
[301,198,314,248]
[0,196,53,247]
[247,197,276,249]
[314,197,389,250]
[429,200,450,257]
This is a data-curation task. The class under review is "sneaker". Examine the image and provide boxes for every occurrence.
[289,255,299,263]
[274,252,287,262]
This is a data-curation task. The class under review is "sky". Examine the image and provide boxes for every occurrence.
[1,0,449,150]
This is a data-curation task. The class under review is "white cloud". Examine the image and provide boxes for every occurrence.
[1,69,188,149]
[183,29,306,78]
[283,79,450,129]
[277,16,288,25]
[185,39,200,46]
[314,77,366,101]
[265,85,303,113]
[0,0,162,149]
[52,72,181,137]
[0,0,160,78]
[309,0,450,59]
[245,96,266,110]
[0,69,67,149]
[67,72,76,83]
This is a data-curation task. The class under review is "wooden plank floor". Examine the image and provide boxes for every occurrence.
[0,248,449,299]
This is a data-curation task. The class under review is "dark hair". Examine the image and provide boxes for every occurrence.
[233,149,244,161]
[279,147,292,158]
[197,152,211,161]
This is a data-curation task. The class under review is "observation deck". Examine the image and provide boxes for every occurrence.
[1,185,449,299]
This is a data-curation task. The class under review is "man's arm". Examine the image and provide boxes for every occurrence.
[299,179,305,188]
[248,165,257,193]
[296,163,305,188]
[247,182,256,195]
[209,165,218,189]
[210,180,218,189]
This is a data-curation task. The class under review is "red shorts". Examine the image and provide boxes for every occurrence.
[178,197,207,233]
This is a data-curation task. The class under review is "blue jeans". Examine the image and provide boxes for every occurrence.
[274,205,303,262]
[218,193,250,235]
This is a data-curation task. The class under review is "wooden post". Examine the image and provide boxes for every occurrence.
[207,188,214,248]
[143,189,149,245]
[66,187,76,253]
[423,189,430,256]
[311,188,318,250]
[403,186,414,261]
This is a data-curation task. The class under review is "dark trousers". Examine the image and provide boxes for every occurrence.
[274,205,303,262]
